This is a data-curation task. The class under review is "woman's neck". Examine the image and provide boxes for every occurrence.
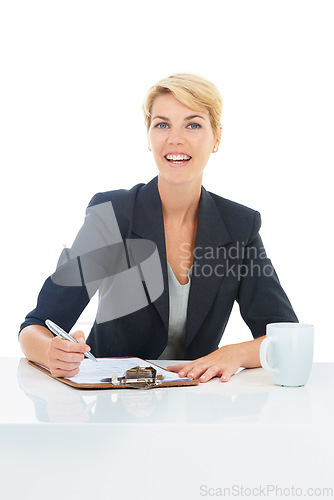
[157,176,202,225]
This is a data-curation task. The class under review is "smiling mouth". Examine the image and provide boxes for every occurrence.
[165,154,192,164]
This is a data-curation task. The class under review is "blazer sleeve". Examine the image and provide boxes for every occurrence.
[19,193,124,334]
[236,211,298,338]
[19,277,90,334]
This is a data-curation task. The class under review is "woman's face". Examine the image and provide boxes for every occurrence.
[148,93,217,186]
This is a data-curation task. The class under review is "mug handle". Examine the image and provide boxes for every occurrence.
[260,337,279,373]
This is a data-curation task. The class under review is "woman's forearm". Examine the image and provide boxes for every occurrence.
[19,325,54,368]
[238,335,266,369]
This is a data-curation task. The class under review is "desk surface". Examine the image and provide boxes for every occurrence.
[1,358,334,500]
[1,357,334,426]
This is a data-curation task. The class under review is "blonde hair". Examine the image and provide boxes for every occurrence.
[143,73,223,142]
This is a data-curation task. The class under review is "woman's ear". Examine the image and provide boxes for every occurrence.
[217,124,222,145]
[213,124,222,152]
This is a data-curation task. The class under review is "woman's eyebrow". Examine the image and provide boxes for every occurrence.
[184,114,206,121]
[152,115,170,122]
[152,114,206,122]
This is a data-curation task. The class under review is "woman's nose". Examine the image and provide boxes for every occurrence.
[167,128,185,145]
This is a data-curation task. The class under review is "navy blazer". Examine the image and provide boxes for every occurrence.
[20,176,298,359]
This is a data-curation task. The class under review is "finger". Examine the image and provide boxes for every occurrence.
[53,358,83,371]
[50,366,81,378]
[52,337,90,354]
[220,369,235,383]
[70,331,92,354]
[52,350,85,364]
[198,366,222,383]
[177,361,209,379]
[167,361,202,378]
[166,363,188,373]
[72,330,86,342]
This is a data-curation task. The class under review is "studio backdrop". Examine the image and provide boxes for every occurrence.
[1,0,333,359]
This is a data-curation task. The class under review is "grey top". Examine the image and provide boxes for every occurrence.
[158,263,192,360]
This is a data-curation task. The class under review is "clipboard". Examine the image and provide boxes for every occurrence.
[28,357,200,390]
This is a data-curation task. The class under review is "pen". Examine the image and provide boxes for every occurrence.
[45,319,98,362]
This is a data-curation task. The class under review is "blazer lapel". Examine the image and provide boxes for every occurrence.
[185,187,232,349]
[131,177,169,333]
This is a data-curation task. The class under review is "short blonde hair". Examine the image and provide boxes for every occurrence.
[143,73,223,142]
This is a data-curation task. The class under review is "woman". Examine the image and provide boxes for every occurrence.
[19,73,297,382]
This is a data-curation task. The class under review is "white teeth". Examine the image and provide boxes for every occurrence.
[166,154,191,161]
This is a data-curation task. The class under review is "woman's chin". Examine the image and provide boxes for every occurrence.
[159,170,190,184]
[157,171,203,190]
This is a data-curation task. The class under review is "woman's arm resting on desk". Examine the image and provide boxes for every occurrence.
[19,325,90,378]
[167,336,265,383]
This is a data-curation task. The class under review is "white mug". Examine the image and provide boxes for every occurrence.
[260,323,314,387]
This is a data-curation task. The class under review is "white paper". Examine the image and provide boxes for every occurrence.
[64,357,186,385]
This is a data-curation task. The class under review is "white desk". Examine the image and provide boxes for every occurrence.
[1,358,333,500]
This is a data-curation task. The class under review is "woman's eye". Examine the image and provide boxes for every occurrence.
[154,122,200,130]
[188,123,201,129]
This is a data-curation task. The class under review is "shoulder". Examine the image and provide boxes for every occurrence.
[207,189,261,238]
[87,182,145,208]
[84,182,146,238]
[208,190,259,218]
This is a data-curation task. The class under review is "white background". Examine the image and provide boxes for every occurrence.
[0,0,333,359]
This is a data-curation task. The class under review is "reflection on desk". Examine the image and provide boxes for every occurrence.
[1,357,334,500]
[10,357,331,425]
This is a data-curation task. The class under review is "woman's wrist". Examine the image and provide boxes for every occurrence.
[235,336,265,369]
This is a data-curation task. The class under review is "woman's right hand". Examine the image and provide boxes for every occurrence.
[47,330,91,378]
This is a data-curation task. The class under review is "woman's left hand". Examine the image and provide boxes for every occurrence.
[167,344,246,383]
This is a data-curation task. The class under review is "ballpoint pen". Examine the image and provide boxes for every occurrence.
[45,319,98,362]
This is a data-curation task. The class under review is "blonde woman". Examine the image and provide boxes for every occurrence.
[19,73,297,382]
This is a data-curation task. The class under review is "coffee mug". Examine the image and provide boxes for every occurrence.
[260,323,314,387]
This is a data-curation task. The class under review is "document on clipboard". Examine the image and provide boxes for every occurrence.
[28,357,199,390]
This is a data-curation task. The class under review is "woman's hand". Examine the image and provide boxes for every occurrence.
[47,330,91,378]
[167,337,264,383]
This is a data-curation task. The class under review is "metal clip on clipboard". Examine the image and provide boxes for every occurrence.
[101,366,163,390]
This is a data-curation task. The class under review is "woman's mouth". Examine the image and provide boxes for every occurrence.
[164,154,192,166]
